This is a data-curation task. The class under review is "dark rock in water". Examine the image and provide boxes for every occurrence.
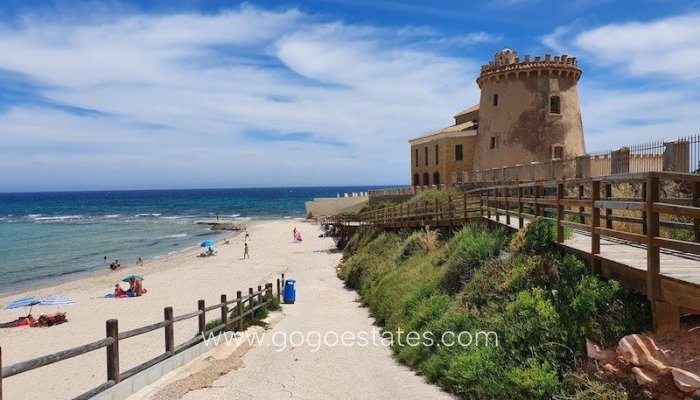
[209,223,241,231]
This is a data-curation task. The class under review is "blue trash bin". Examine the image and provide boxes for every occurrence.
[283,279,296,304]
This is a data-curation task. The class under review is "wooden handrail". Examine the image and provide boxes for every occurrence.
[0,275,284,400]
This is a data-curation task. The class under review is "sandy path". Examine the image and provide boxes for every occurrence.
[166,242,454,399]
[0,219,320,399]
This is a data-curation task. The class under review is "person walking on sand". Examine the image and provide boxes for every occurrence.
[243,242,250,259]
[136,257,143,266]
[244,227,250,242]
[293,227,297,242]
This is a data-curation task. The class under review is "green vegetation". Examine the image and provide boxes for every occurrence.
[197,291,281,336]
[404,188,461,206]
[340,218,650,399]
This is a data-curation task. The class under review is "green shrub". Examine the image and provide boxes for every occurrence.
[510,217,556,254]
[397,231,425,262]
[441,226,502,294]
[508,359,560,400]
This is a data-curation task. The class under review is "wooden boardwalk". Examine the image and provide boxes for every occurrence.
[329,171,700,333]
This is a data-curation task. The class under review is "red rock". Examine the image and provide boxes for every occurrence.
[632,366,659,386]
[672,368,700,393]
[617,334,670,375]
[586,338,618,363]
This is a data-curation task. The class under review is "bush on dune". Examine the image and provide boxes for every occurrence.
[339,221,651,399]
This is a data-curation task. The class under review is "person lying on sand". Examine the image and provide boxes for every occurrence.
[114,284,126,297]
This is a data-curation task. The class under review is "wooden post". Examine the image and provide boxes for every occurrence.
[642,182,648,236]
[605,183,613,229]
[281,274,285,288]
[197,300,206,334]
[694,182,700,242]
[505,187,510,225]
[220,294,228,331]
[434,198,438,226]
[257,285,263,304]
[448,195,453,231]
[276,279,281,302]
[646,176,661,302]
[495,188,500,222]
[249,288,255,319]
[591,180,601,273]
[106,319,120,384]
[486,189,491,218]
[236,291,243,331]
[534,185,541,217]
[556,183,565,242]
[578,184,585,224]
[462,193,467,223]
[518,186,524,228]
[164,307,174,354]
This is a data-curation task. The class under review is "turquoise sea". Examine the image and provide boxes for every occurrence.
[0,187,386,294]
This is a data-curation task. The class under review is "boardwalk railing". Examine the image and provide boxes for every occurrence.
[0,275,287,400]
[333,171,700,334]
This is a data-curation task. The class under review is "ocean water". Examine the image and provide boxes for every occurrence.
[0,187,386,294]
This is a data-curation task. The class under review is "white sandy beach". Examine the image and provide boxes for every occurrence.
[0,219,327,399]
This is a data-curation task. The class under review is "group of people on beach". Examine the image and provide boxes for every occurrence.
[114,278,147,297]
[108,257,143,270]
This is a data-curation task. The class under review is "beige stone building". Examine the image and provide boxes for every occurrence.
[409,48,586,186]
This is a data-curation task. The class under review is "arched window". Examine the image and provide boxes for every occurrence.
[423,173,430,186]
[550,96,561,114]
[413,174,420,186]
[433,172,440,186]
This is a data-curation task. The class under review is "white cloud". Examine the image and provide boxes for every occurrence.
[0,5,485,191]
[572,13,700,80]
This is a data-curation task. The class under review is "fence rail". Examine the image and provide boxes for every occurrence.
[0,275,287,400]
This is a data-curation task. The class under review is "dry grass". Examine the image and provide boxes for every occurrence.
[420,225,441,253]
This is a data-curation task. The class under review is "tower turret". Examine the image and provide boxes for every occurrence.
[472,49,586,171]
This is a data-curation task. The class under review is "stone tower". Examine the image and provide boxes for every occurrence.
[472,49,586,171]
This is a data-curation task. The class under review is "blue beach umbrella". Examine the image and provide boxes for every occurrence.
[5,296,40,310]
[200,240,216,248]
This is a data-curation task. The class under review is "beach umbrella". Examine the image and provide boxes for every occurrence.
[5,296,40,316]
[122,274,144,282]
[39,295,75,306]
[4,296,40,310]
[200,240,216,248]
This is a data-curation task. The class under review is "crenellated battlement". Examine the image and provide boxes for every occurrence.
[476,49,582,87]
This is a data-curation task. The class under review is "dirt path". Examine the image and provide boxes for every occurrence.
[141,228,453,400]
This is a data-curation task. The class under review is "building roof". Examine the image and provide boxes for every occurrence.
[453,103,479,119]
[408,120,477,145]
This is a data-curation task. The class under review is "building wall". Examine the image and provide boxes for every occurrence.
[473,72,585,170]
[410,135,477,186]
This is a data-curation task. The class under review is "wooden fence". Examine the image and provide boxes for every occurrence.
[0,274,288,400]
[331,171,700,333]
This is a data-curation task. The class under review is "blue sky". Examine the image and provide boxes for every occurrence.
[0,0,699,191]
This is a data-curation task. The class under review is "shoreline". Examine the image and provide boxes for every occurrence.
[0,218,274,298]
[0,218,328,399]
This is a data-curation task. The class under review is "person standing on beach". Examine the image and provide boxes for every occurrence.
[243,242,250,259]
[293,227,297,242]
[244,227,250,242]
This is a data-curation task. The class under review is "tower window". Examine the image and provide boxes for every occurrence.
[550,95,561,114]
[413,173,419,186]
[490,136,497,149]
[433,172,440,186]
[423,173,429,185]
[493,94,499,106]
[424,147,428,166]
[435,144,439,165]
[414,148,418,166]
[552,145,564,160]
[455,144,463,161]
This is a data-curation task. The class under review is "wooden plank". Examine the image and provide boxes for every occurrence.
[560,198,588,207]
[653,203,700,219]
[647,176,661,302]
[595,227,647,245]
[173,310,203,323]
[72,380,116,400]
[653,301,680,334]
[591,180,601,273]
[119,320,169,340]
[594,200,645,211]
[164,307,175,354]
[559,219,591,232]
[653,237,700,256]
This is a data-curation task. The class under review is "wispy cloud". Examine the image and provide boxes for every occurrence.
[0,4,485,191]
